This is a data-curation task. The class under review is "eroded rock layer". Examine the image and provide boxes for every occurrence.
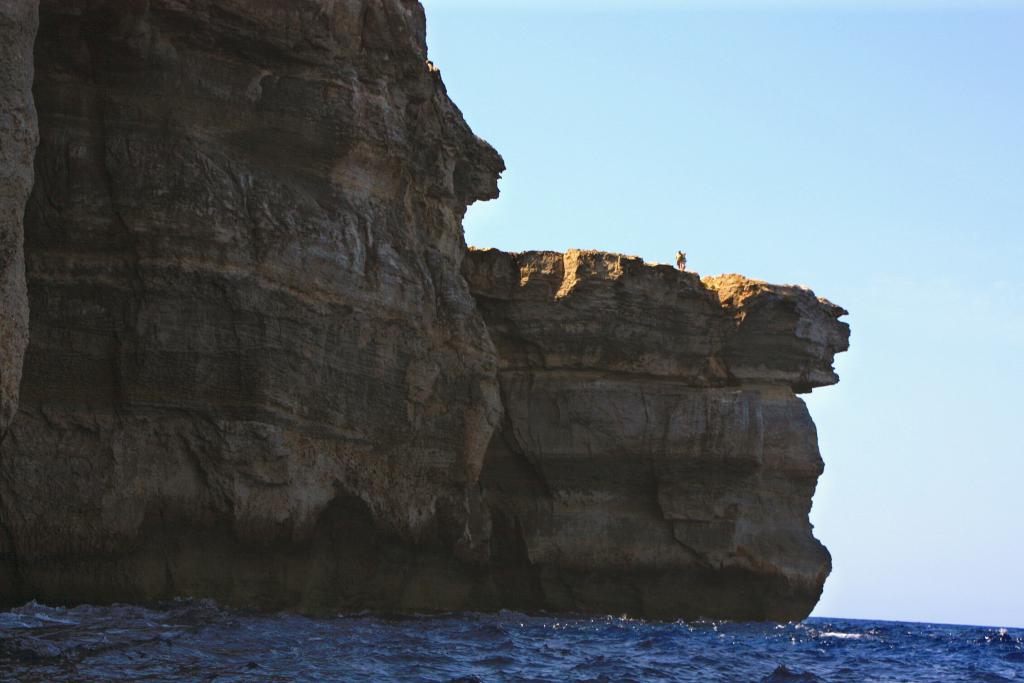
[465,249,849,620]
[0,0,850,621]
[0,0,38,437]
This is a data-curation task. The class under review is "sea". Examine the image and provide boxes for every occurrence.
[0,600,1020,682]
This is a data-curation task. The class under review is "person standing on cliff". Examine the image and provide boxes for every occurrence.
[676,250,687,271]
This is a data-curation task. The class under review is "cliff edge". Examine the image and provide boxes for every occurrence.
[0,0,849,621]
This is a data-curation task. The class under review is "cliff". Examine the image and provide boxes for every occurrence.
[2,0,504,608]
[465,249,848,620]
[0,0,849,621]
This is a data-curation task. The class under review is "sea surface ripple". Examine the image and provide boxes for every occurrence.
[0,601,1021,681]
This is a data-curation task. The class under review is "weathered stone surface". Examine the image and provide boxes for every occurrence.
[1,0,504,609]
[465,249,849,620]
[705,274,850,393]
[0,0,850,621]
[0,0,38,437]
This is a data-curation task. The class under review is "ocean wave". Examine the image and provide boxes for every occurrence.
[817,631,866,640]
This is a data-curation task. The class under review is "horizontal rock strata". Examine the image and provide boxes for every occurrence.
[0,0,850,621]
[1,0,504,609]
[465,249,849,620]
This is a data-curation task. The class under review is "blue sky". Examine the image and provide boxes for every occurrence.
[423,1,1024,627]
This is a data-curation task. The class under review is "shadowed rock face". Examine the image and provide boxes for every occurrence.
[464,249,849,620]
[0,0,38,437]
[0,0,850,621]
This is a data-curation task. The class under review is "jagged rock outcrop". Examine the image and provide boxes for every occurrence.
[705,274,849,393]
[465,249,849,620]
[0,0,849,621]
[0,0,38,437]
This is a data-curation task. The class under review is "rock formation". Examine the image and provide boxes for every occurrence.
[1,0,503,608]
[0,0,38,437]
[0,0,849,621]
[465,249,849,620]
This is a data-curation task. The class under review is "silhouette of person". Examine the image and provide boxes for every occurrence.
[676,250,687,271]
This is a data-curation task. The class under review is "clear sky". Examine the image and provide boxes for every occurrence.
[422,0,1024,628]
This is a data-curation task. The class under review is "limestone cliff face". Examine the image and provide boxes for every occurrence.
[1,0,503,608]
[464,249,849,620]
[0,0,849,621]
[0,0,38,436]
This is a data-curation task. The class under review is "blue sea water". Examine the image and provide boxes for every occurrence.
[0,601,1021,682]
